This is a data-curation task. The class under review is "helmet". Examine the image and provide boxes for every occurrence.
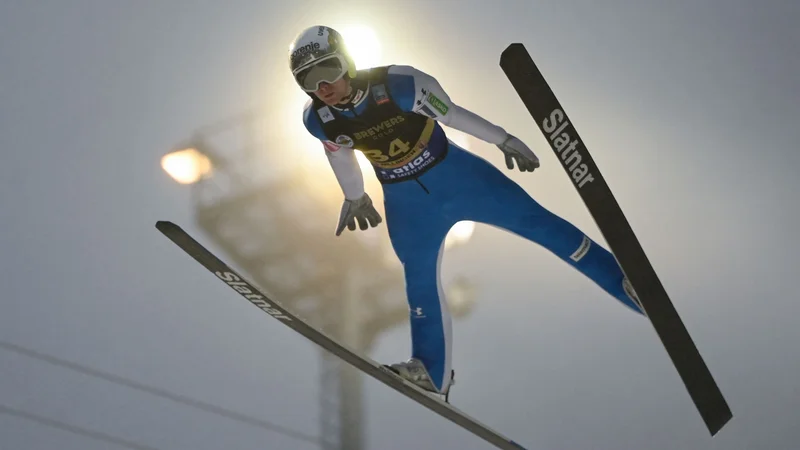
[288,26,357,92]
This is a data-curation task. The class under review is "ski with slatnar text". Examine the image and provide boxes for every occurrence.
[155,220,530,450]
[499,43,732,436]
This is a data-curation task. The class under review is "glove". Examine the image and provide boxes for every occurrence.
[497,133,540,172]
[335,193,383,236]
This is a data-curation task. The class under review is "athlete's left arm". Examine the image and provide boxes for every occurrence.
[386,65,509,144]
[387,65,539,171]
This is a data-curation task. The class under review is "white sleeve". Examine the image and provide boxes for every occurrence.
[322,141,365,200]
[387,65,509,145]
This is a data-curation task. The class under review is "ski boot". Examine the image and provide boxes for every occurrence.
[385,358,455,403]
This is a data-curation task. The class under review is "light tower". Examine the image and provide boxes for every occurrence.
[161,110,478,449]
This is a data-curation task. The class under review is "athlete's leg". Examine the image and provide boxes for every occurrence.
[439,144,643,314]
[382,180,456,392]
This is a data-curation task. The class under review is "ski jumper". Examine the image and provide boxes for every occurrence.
[302,65,642,392]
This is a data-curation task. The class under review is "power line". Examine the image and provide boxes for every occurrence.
[0,404,163,450]
[0,341,320,446]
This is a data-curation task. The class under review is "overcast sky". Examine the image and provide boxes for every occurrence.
[1,1,799,449]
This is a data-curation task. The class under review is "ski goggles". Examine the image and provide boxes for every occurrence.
[293,54,348,92]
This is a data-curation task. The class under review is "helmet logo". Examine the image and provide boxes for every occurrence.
[291,41,321,60]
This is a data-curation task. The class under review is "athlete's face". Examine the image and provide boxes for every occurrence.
[314,78,351,106]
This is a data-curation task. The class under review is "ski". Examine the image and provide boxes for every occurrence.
[499,43,732,436]
[155,220,529,450]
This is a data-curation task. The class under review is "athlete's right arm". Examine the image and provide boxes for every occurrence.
[325,144,365,200]
[303,102,382,235]
[303,102,365,200]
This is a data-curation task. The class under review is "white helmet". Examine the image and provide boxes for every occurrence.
[288,26,356,92]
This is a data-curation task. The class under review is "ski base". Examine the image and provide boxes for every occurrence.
[499,42,732,436]
[155,220,529,450]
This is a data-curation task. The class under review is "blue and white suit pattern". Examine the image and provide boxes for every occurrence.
[303,65,643,393]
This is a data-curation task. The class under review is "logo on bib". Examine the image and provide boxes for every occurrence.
[335,135,354,147]
[372,84,389,105]
[317,106,334,123]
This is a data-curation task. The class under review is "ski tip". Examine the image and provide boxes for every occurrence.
[155,220,179,233]
[500,43,527,62]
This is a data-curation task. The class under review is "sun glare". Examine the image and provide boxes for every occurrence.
[340,25,381,69]
[161,148,212,184]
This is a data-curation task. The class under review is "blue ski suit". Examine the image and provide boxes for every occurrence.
[303,65,643,393]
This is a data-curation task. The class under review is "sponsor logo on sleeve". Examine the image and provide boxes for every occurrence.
[425,92,449,116]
